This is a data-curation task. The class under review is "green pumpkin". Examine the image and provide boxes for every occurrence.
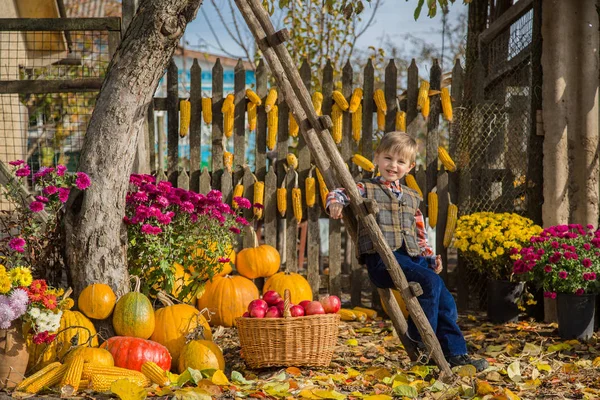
[112,277,155,339]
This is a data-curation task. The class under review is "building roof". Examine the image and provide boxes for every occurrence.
[174,46,253,70]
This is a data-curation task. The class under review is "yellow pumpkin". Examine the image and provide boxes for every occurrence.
[78,283,116,320]
[178,340,225,373]
[197,275,259,327]
[150,292,212,368]
[263,272,313,304]
[236,228,280,279]
[55,310,99,359]
[112,276,155,339]
[380,289,409,318]
[63,346,114,366]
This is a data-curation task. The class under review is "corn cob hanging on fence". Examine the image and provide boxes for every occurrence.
[421,95,430,119]
[376,107,385,131]
[443,193,458,247]
[286,153,298,170]
[395,110,406,132]
[59,355,85,396]
[440,87,453,122]
[223,109,234,138]
[222,93,235,114]
[223,151,233,173]
[245,88,262,106]
[232,176,245,209]
[253,176,265,220]
[277,178,287,217]
[348,88,363,113]
[316,167,329,210]
[289,113,299,137]
[373,89,387,115]
[265,88,278,112]
[201,97,212,124]
[179,99,191,138]
[305,165,316,208]
[352,103,362,142]
[332,90,349,111]
[331,103,343,144]
[438,146,457,172]
[404,174,423,198]
[267,105,279,150]
[417,80,430,110]
[292,170,302,223]
[141,361,170,387]
[312,92,323,116]
[247,102,257,131]
[351,154,375,172]
[428,188,438,228]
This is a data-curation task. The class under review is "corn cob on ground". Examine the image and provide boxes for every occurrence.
[15,362,61,392]
[141,361,170,386]
[59,355,85,396]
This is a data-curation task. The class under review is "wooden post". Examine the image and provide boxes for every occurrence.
[190,59,202,193]
[166,59,179,185]
[211,59,224,188]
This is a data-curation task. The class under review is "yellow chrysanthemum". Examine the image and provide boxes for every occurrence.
[60,298,75,310]
[9,266,33,287]
[0,274,12,294]
[0,264,6,274]
[47,288,65,297]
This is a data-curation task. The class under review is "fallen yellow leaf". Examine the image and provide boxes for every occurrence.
[286,366,302,376]
[346,339,359,346]
[363,395,393,400]
[476,380,495,395]
[110,379,147,400]
[211,370,229,386]
[455,364,477,377]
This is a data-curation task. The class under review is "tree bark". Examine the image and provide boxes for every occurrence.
[63,0,203,298]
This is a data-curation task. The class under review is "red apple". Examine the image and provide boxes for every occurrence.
[262,290,282,306]
[298,300,311,309]
[242,311,250,317]
[265,306,282,318]
[250,307,266,318]
[290,305,305,317]
[248,299,268,312]
[319,295,341,314]
[304,301,325,315]
[275,300,285,314]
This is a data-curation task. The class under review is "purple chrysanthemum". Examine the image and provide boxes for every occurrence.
[58,187,70,203]
[56,165,67,176]
[9,237,26,253]
[75,172,91,190]
[29,201,45,213]
[8,160,24,166]
[43,185,58,195]
[15,167,30,177]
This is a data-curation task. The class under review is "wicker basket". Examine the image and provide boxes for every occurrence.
[236,290,340,368]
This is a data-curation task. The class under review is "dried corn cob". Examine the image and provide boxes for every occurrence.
[25,363,69,394]
[224,109,234,138]
[245,88,262,105]
[292,170,302,223]
[141,361,170,386]
[352,103,362,142]
[312,92,323,116]
[421,95,430,119]
[202,97,212,124]
[267,105,278,150]
[248,102,257,131]
[373,89,387,115]
[338,309,357,321]
[353,306,378,320]
[376,107,385,131]
[332,90,349,111]
[232,178,244,209]
[395,111,406,132]
[351,309,368,323]
[316,167,329,210]
[443,194,458,247]
[331,103,343,144]
[289,113,299,137]
[253,178,265,220]
[89,374,150,392]
[440,87,453,122]
[286,153,298,170]
[428,188,438,228]
[404,174,423,198]
[417,80,430,110]
[305,165,316,208]
[265,88,278,112]
[277,174,287,217]
[221,93,235,113]
[348,88,363,113]
[351,154,375,172]
[179,99,191,138]
[438,146,457,172]
[223,151,233,172]
[15,362,61,391]
[59,355,84,396]
[82,364,148,381]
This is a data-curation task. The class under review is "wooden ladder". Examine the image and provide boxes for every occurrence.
[234,0,453,378]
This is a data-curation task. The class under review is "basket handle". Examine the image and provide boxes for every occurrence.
[283,289,292,318]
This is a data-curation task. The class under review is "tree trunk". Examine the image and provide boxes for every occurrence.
[63,0,203,298]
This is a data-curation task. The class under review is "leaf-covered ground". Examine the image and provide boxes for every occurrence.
[210,312,600,399]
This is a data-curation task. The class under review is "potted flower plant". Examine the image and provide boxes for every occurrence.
[453,212,542,323]
[513,224,600,340]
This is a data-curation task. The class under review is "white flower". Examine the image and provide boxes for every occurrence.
[28,307,41,319]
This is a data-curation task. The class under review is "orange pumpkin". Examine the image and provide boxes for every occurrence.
[380,289,409,318]
[236,228,280,279]
[150,292,212,368]
[78,283,116,320]
[112,276,155,339]
[197,275,259,327]
[64,347,114,366]
[178,340,225,373]
[263,272,313,304]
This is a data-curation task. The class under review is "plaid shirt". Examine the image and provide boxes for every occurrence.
[326,176,436,268]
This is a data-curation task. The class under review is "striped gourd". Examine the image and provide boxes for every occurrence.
[264,88,278,112]
[404,174,423,198]
[221,93,234,113]
[141,361,170,386]
[267,105,279,150]
[417,80,430,110]
[443,195,458,247]
[223,151,233,172]
[25,363,69,394]
[305,166,316,208]
[376,107,385,131]
[438,146,457,172]
[289,113,299,137]
[201,97,212,124]
[440,87,453,121]
[332,90,349,111]
[59,355,84,396]
[348,88,363,113]
[428,189,438,228]
[373,89,387,114]
[179,99,191,138]
[245,88,262,105]
[247,102,257,131]
[253,180,265,220]
[15,362,61,392]
[312,92,323,116]
[395,111,406,132]
[331,104,343,144]
[351,154,375,172]
[352,103,362,142]
[223,109,234,138]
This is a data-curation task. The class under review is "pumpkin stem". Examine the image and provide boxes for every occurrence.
[156,291,174,307]
[130,275,141,293]
[62,287,73,299]
[250,226,259,248]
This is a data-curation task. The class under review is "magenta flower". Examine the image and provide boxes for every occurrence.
[75,172,91,190]
[35,196,49,203]
[29,201,45,213]
[253,203,264,210]
[575,288,585,296]
[544,265,552,273]
[582,258,592,268]
[43,185,58,195]
[234,197,251,209]
[235,216,249,226]
[58,188,70,203]
[558,271,568,279]
[218,257,231,263]
[56,165,67,176]
[141,224,162,235]
[34,167,54,180]
[15,167,30,177]
[180,201,195,213]
[133,191,149,202]
[9,237,26,252]
[8,160,24,166]
[229,226,241,234]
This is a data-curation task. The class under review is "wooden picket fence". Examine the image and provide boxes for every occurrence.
[148,56,464,308]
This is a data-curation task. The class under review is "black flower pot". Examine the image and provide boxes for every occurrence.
[557,292,596,341]
[486,280,525,323]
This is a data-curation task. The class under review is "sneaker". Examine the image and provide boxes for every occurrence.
[447,354,489,372]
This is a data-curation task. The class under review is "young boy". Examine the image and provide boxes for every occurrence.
[327,131,488,372]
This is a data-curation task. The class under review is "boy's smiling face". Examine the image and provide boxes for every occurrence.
[374,150,415,182]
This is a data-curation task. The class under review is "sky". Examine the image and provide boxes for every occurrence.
[183,0,468,67]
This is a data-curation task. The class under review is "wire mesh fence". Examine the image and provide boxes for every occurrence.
[454,6,541,310]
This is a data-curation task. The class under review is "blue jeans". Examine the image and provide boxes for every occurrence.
[364,247,467,357]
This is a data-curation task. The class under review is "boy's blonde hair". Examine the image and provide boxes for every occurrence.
[375,131,417,163]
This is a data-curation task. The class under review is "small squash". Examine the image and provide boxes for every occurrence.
[55,310,99,359]
[112,276,155,339]
[78,283,116,319]
[100,336,171,372]
[178,340,225,373]
[236,227,280,279]
[197,275,259,327]
[263,271,313,304]
[150,292,212,367]
[64,347,114,366]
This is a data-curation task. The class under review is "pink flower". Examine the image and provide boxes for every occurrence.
[218,257,230,263]
[229,227,241,234]
[35,196,49,203]
[584,243,591,251]
[234,197,251,209]
[34,167,54,180]
[15,167,30,177]
[9,160,25,166]
[180,201,195,213]
[575,288,585,296]
[43,185,58,195]
[133,191,148,202]
[558,271,568,279]
[544,265,552,273]
[544,291,557,299]
[29,201,45,213]
[141,224,162,235]
[75,172,91,190]
[582,258,592,268]
[56,165,67,176]
[9,237,26,252]
[235,216,249,226]
[58,187,70,203]
[253,203,264,210]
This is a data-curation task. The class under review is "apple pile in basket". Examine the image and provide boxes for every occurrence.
[242,290,341,318]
